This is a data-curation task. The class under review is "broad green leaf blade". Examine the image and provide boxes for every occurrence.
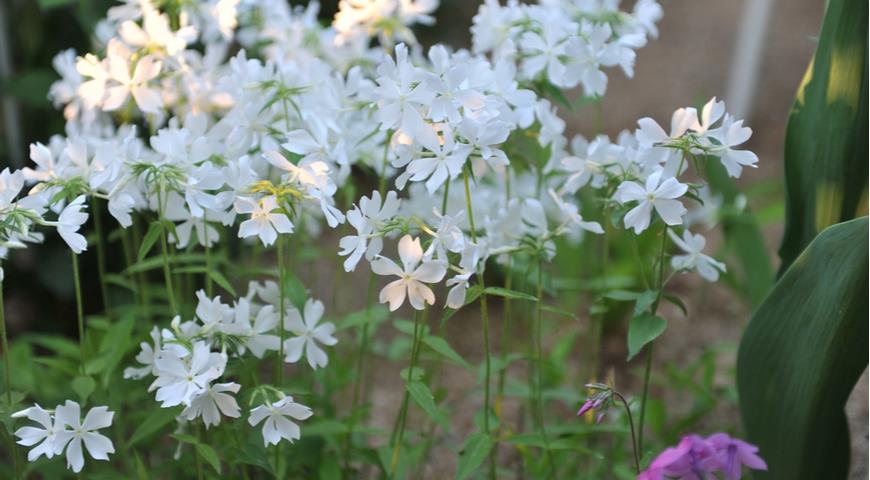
[737,217,868,480]
[778,0,868,273]
[407,381,447,427]
[195,443,222,474]
[455,432,494,480]
[137,222,163,262]
[626,314,667,361]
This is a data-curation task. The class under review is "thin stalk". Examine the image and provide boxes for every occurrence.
[276,235,287,386]
[462,171,495,479]
[534,258,556,478]
[204,212,213,296]
[156,189,178,315]
[71,252,86,372]
[342,273,377,476]
[90,198,111,316]
[389,308,424,478]
[613,392,640,473]
[0,281,21,480]
[637,225,670,453]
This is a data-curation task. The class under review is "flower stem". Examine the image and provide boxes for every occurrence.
[613,392,640,473]
[204,212,213,297]
[390,308,424,478]
[534,258,556,478]
[276,235,287,386]
[637,224,670,453]
[90,198,111,317]
[71,251,86,373]
[462,170,495,479]
[156,190,178,316]
[0,280,21,480]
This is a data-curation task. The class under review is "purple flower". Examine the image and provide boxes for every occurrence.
[638,433,766,480]
[577,397,603,417]
[706,433,768,480]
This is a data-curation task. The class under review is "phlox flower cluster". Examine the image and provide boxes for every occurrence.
[638,433,768,480]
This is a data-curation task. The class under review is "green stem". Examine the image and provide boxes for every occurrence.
[342,273,377,476]
[0,281,21,480]
[534,258,556,478]
[276,235,287,386]
[204,212,213,297]
[462,171,495,480]
[90,198,111,317]
[637,225,670,453]
[389,308,424,478]
[614,392,640,473]
[157,189,178,315]
[71,252,86,373]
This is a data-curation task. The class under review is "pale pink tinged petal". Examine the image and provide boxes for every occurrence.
[407,281,436,310]
[107,56,130,84]
[370,257,403,277]
[397,235,423,272]
[132,56,161,83]
[101,85,130,111]
[119,20,148,46]
[635,117,668,146]
[132,87,162,114]
[282,130,319,155]
[624,202,652,234]
[653,177,688,199]
[412,261,447,283]
[81,432,114,460]
[379,279,407,311]
[653,199,687,226]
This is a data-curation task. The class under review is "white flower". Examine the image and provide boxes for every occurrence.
[445,271,472,309]
[248,396,313,447]
[57,195,89,254]
[182,382,242,429]
[235,196,294,247]
[53,400,115,473]
[149,341,226,407]
[12,404,62,461]
[370,235,447,311]
[616,167,687,233]
[403,125,471,194]
[519,29,568,86]
[711,115,758,178]
[194,289,233,333]
[669,230,726,282]
[123,326,161,379]
[103,54,163,114]
[338,190,401,272]
[283,298,338,369]
[548,189,604,235]
[243,304,280,358]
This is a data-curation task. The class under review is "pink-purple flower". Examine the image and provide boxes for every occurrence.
[638,433,767,480]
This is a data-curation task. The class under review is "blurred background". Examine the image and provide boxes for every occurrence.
[0,0,865,477]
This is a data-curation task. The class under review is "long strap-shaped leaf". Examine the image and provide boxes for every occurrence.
[737,216,868,479]
[778,0,868,273]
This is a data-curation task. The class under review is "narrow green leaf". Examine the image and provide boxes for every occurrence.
[406,381,447,427]
[128,409,178,448]
[196,443,222,474]
[627,314,667,361]
[422,335,471,370]
[137,222,163,262]
[633,290,658,315]
[456,432,494,480]
[209,270,237,297]
[134,451,150,480]
[483,287,538,302]
[738,217,868,480]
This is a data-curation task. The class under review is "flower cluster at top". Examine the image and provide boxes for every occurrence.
[638,433,768,480]
[1,0,763,473]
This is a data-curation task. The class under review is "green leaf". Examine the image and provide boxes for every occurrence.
[455,432,494,480]
[626,314,667,361]
[137,222,163,262]
[778,0,868,273]
[71,376,95,403]
[209,270,237,297]
[483,287,538,302]
[128,408,178,448]
[196,443,222,474]
[406,381,447,427]
[737,217,868,480]
[134,451,150,480]
[422,335,471,370]
[632,290,658,315]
